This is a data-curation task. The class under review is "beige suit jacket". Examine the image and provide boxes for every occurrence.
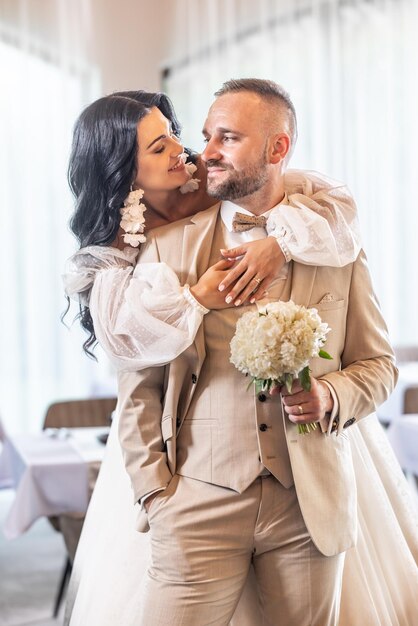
[118,203,397,556]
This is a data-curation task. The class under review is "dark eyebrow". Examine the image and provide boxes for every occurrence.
[146,134,168,149]
[218,127,243,135]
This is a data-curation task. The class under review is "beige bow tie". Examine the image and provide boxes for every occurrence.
[232,212,267,232]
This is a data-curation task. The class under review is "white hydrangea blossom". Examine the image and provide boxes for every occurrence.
[120,189,147,247]
[179,159,200,194]
[230,300,330,385]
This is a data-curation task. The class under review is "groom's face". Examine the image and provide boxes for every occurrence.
[201,92,271,200]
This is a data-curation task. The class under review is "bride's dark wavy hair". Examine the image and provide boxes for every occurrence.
[66,90,183,357]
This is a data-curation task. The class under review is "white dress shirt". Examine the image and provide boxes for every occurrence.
[220,199,290,286]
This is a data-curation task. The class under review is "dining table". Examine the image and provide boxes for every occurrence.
[0,426,109,540]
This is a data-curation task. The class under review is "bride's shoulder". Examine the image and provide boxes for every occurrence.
[63,245,140,301]
[285,168,348,195]
[67,245,139,270]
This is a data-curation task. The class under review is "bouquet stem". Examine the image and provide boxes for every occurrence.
[297,422,318,435]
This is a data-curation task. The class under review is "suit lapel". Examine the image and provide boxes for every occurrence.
[180,203,221,365]
[179,203,221,286]
[290,262,318,306]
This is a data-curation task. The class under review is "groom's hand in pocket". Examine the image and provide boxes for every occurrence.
[143,491,161,514]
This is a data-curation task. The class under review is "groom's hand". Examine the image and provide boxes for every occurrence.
[143,491,160,513]
[271,377,334,424]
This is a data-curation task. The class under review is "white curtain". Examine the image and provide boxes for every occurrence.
[0,1,112,433]
[164,0,418,346]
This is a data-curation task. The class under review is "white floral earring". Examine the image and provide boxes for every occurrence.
[119,187,147,247]
[179,153,200,194]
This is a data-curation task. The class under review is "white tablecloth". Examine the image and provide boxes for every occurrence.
[386,414,418,476]
[0,427,108,539]
[377,362,418,423]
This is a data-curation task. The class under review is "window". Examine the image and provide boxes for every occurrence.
[164,0,418,345]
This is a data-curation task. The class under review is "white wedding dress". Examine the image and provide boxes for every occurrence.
[63,171,418,625]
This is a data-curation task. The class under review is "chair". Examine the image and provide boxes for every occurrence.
[0,415,6,442]
[404,386,418,414]
[393,346,418,415]
[43,397,116,430]
[42,396,116,616]
[394,345,418,364]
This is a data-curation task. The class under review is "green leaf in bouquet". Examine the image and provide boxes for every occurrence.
[298,366,311,392]
[318,349,332,360]
[284,373,294,393]
[264,379,272,392]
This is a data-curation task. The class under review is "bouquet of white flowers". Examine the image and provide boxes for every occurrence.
[230,300,332,434]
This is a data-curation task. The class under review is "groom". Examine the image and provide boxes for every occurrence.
[118,79,397,625]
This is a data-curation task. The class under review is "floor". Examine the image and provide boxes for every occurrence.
[0,489,66,626]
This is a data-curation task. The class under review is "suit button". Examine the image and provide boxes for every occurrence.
[191,374,197,384]
[258,393,267,402]
[259,423,268,432]
[176,417,181,427]
[343,417,356,429]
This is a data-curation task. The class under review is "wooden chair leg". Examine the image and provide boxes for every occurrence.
[53,556,72,618]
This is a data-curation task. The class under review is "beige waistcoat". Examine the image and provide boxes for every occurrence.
[176,216,293,492]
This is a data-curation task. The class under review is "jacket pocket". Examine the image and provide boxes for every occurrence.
[309,298,345,313]
[308,299,347,377]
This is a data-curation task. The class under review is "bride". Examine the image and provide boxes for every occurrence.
[63,90,417,625]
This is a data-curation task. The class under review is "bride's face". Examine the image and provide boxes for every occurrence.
[134,107,189,193]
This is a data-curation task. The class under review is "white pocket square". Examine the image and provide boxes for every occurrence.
[318,293,336,303]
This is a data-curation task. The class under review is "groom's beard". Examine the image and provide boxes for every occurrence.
[205,155,269,201]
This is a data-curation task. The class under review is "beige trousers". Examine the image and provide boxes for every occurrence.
[140,474,345,626]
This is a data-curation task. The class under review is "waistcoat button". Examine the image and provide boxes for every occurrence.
[191,374,197,384]
[259,423,268,432]
[258,393,267,402]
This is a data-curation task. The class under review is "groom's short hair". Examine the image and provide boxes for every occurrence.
[215,78,298,146]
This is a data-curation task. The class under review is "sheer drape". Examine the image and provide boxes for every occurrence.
[0,0,107,433]
[164,0,418,346]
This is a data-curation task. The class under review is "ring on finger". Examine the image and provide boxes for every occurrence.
[253,277,262,286]
[298,405,303,415]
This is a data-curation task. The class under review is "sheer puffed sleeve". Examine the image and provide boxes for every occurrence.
[267,169,362,267]
[63,246,208,371]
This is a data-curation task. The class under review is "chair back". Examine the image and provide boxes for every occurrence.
[394,345,418,363]
[0,416,6,442]
[404,386,418,414]
[43,397,116,430]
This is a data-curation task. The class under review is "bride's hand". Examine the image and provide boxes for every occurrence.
[218,237,286,305]
[191,259,238,310]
